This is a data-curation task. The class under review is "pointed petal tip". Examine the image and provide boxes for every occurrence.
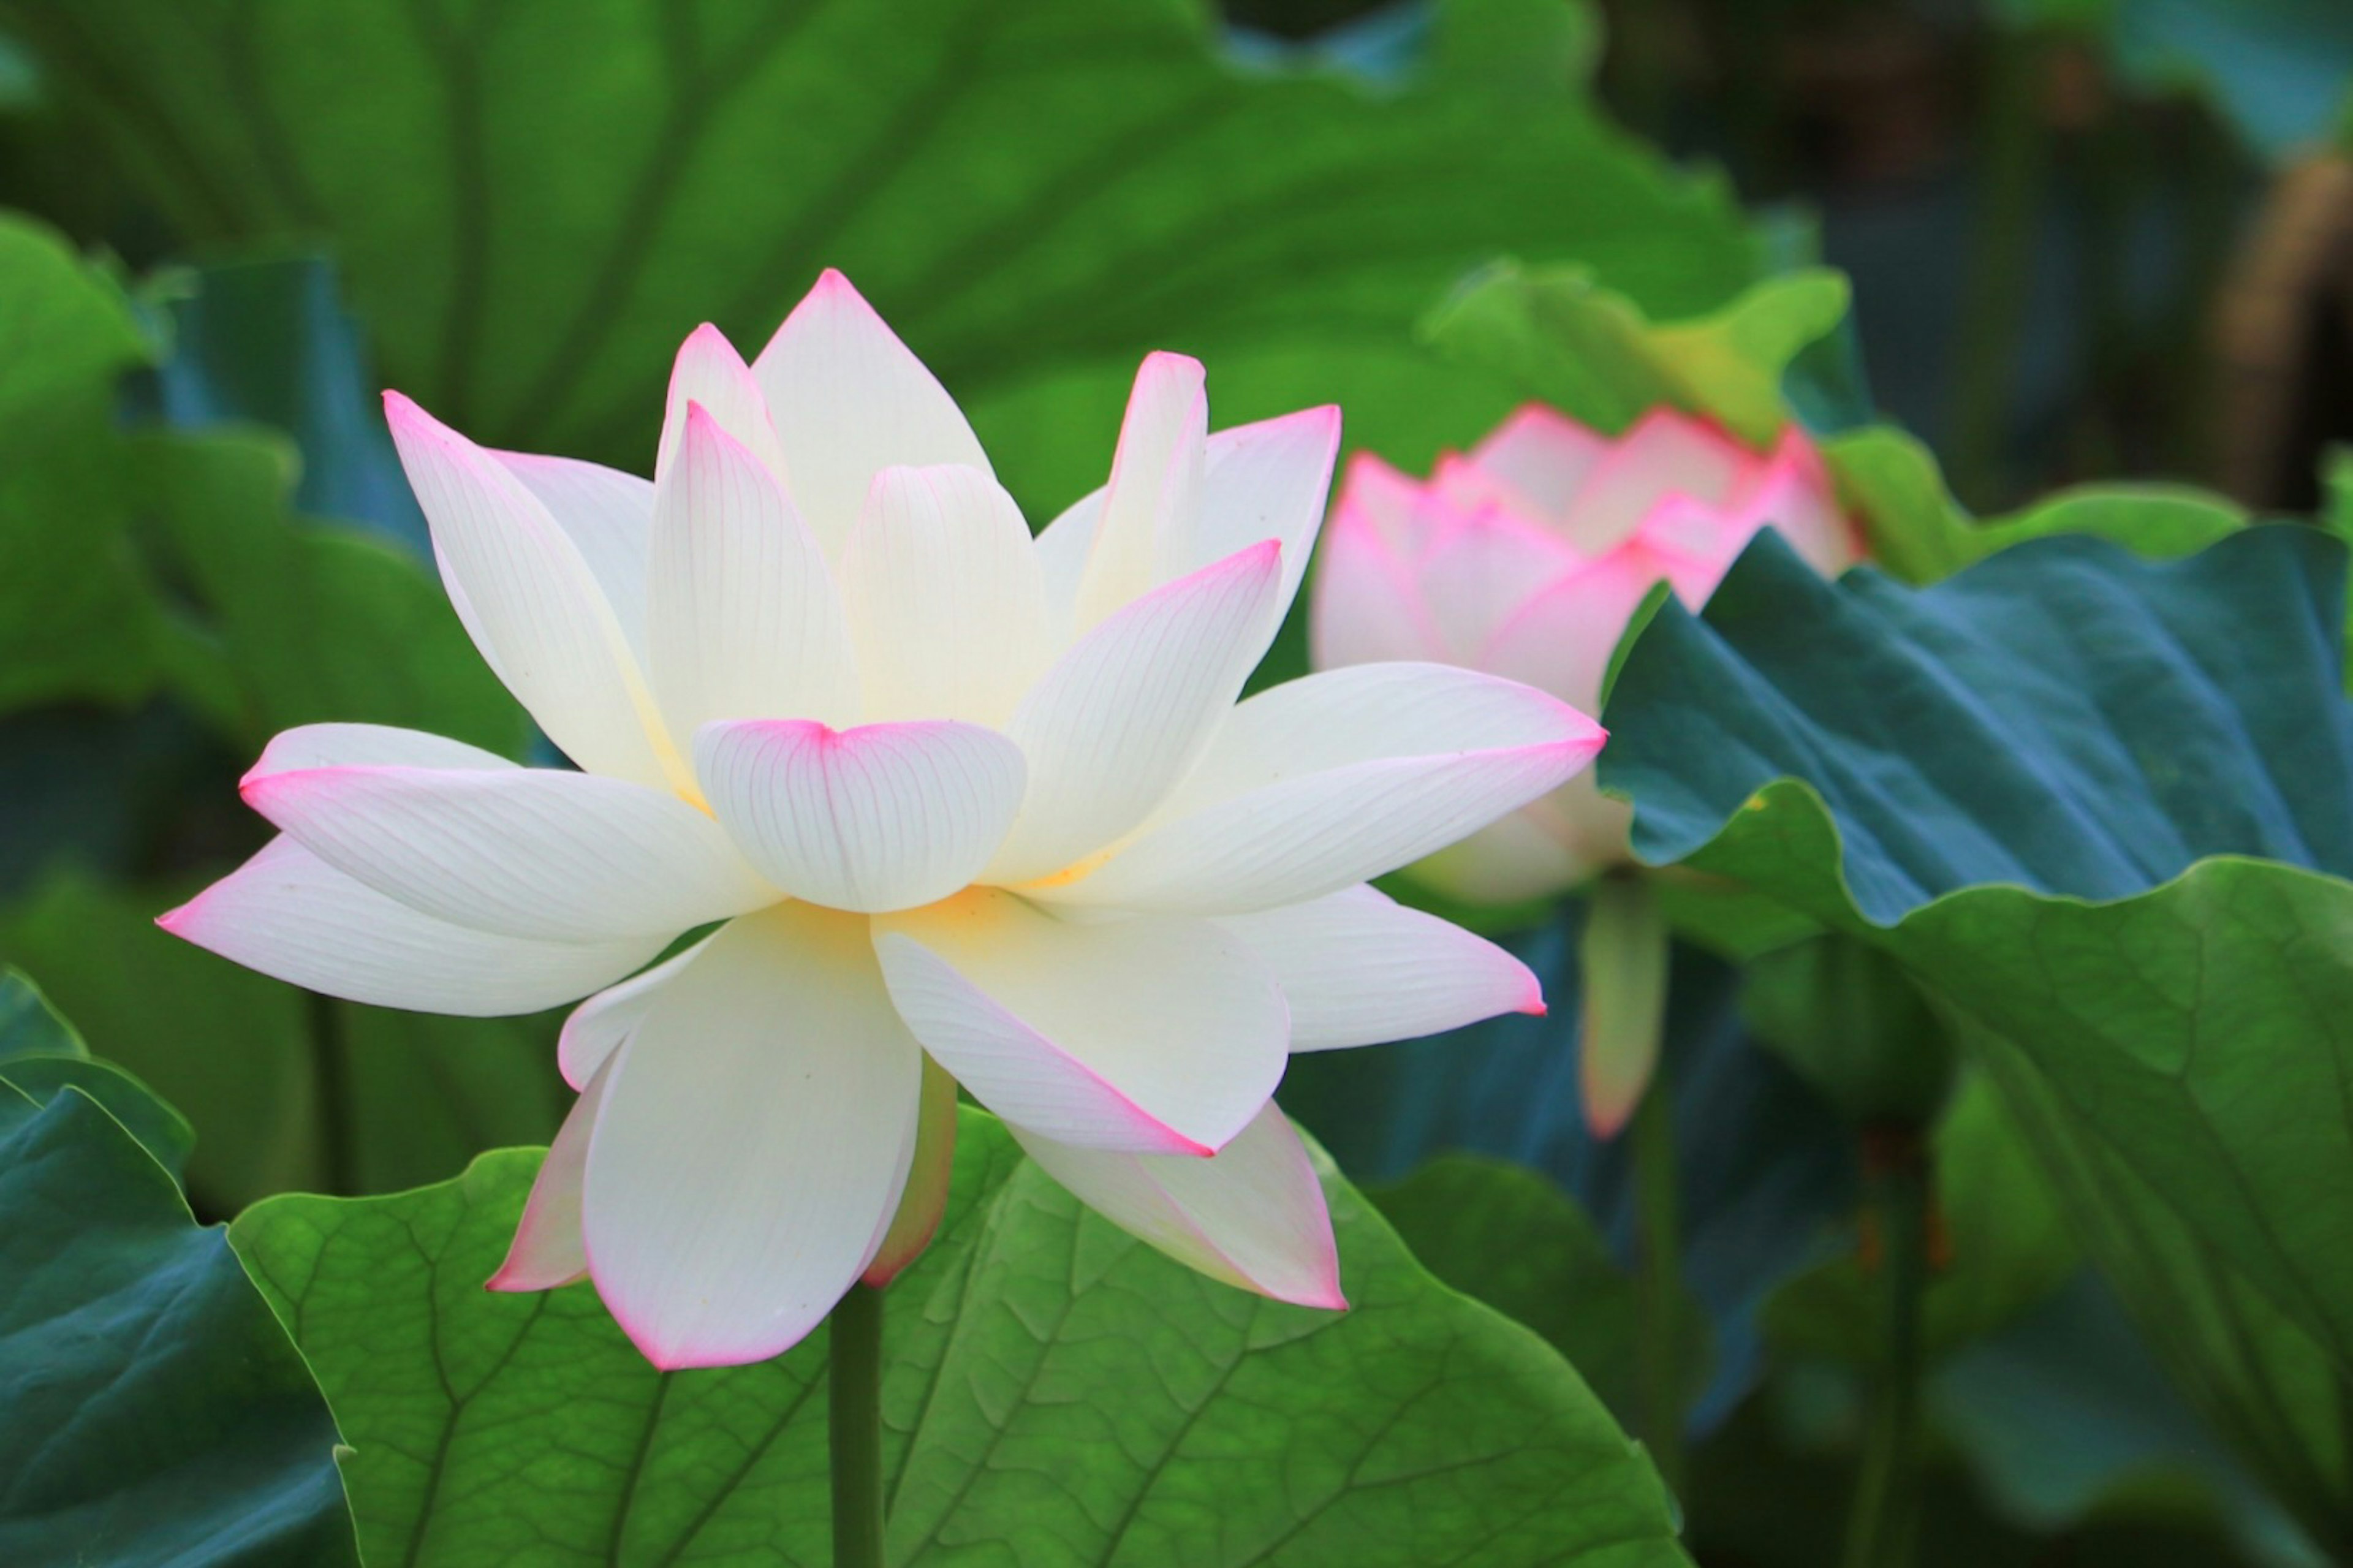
[153,902,190,936]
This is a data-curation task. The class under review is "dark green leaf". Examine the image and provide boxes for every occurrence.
[1282,914,1852,1431]
[0,1053,197,1179]
[231,1109,1689,1566]
[1598,523,2353,1541]
[0,1081,355,1566]
[0,965,85,1058]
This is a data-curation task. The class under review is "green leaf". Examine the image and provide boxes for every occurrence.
[134,427,526,758]
[0,869,568,1207]
[0,1080,356,1566]
[1597,523,2353,1540]
[0,1053,198,1179]
[1825,425,2246,586]
[0,212,164,713]
[10,0,1758,522]
[1423,262,1850,445]
[0,966,85,1058]
[231,1109,1689,1566]
[1765,1075,2077,1365]
[1370,1153,1710,1425]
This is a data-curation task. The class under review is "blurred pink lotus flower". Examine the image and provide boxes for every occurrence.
[1311,404,1862,906]
[159,271,1607,1369]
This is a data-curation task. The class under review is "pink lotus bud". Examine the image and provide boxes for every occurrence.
[1311,404,1862,904]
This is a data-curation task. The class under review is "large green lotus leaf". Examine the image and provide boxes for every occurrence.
[1422,261,1851,444]
[231,1108,1688,1567]
[1597,523,2353,1539]
[132,428,526,759]
[0,1080,356,1566]
[1370,1153,1711,1426]
[0,213,164,712]
[10,0,1756,512]
[0,966,85,1058]
[0,964,196,1176]
[0,870,567,1208]
[1825,425,2246,586]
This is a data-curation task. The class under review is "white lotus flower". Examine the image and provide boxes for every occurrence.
[160,272,1605,1369]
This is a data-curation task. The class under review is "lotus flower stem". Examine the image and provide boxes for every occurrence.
[828,1282,886,1568]
[1629,1060,1685,1499]
[1842,1127,1930,1568]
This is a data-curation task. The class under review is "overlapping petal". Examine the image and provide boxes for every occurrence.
[873,889,1287,1155]
[695,719,1026,914]
[1308,502,1444,670]
[487,1055,613,1292]
[838,464,1051,726]
[583,903,922,1369]
[653,323,790,483]
[1012,1101,1344,1308]
[1039,401,1340,649]
[1214,884,1542,1051]
[1553,407,1748,554]
[488,453,656,661]
[387,392,681,790]
[157,836,664,1016]
[1468,403,1610,515]
[646,404,858,743]
[556,935,713,1091]
[1039,662,1605,914]
[1072,352,1207,634]
[987,542,1281,884]
[750,269,991,555]
[241,763,773,942]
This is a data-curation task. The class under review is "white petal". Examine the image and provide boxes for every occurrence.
[1012,1102,1344,1308]
[1175,404,1342,626]
[1039,406,1340,653]
[1041,663,1606,915]
[838,464,1052,726]
[695,719,1026,915]
[487,1054,614,1292]
[158,836,662,1016]
[556,934,714,1092]
[490,452,656,662]
[1214,885,1543,1051]
[245,723,518,782]
[241,763,774,942]
[1072,352,1207,634]
[646,404,858,743]
[750,270,990,556]
[653,323,791,484]
[987,542,1282,884]
[873,890,1287,1155]
[385,392,680,791]
[583,903,922,1368]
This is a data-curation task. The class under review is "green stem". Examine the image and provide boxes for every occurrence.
[829,1282,886,1568]
[1630,1064,1685,1500]
[1842,1127,1931,1568]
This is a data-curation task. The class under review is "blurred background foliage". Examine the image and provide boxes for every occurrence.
[1,0,2351,1562]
